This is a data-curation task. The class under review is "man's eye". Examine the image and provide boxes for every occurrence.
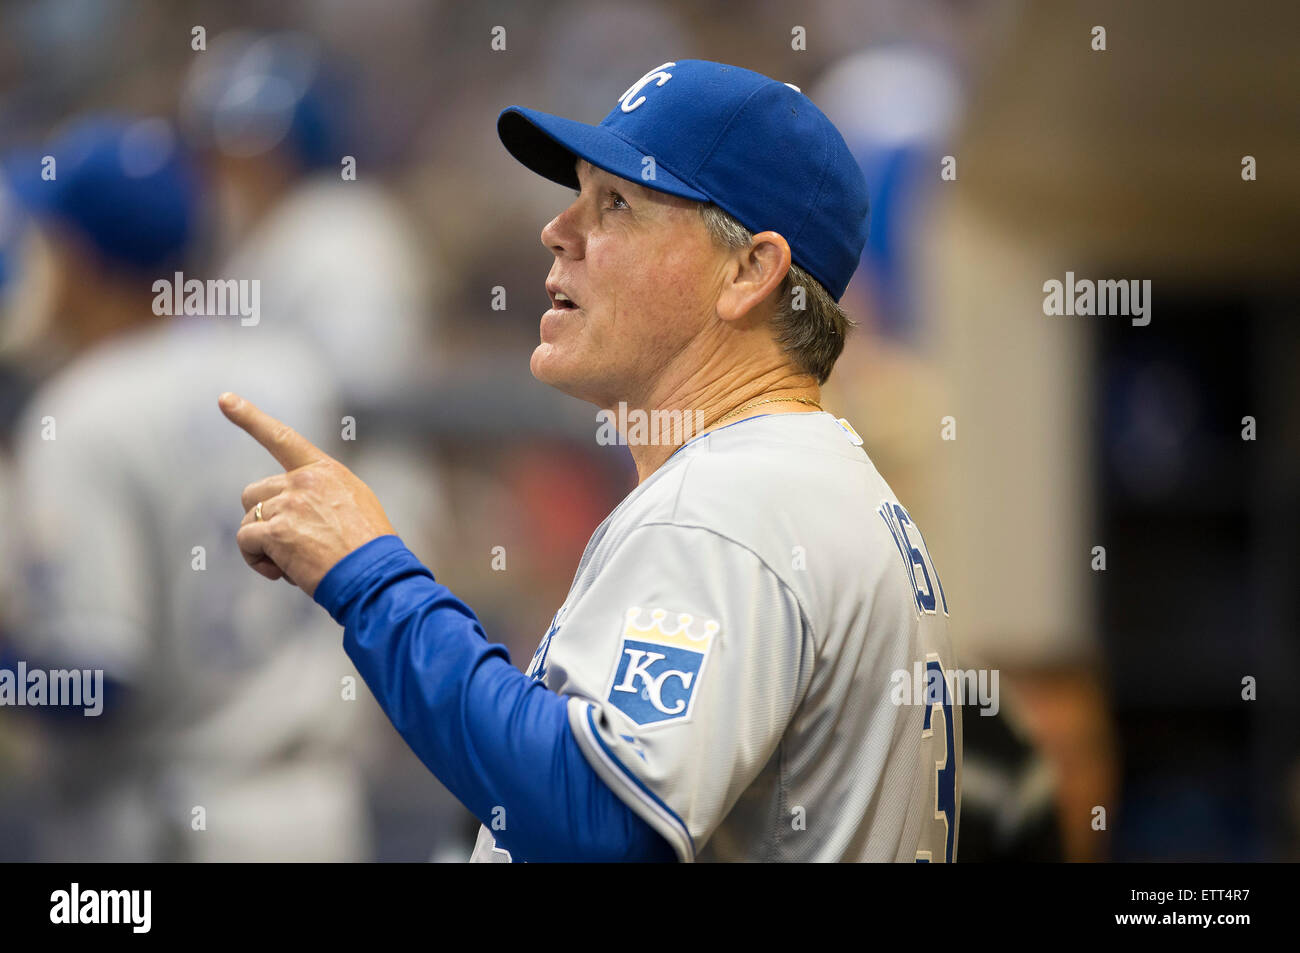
[606,190,629,210]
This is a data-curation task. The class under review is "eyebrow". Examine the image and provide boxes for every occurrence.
[575,160,636,196]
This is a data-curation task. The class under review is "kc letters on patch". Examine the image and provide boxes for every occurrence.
[607,607,718,726]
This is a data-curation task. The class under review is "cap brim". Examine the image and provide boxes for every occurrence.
[498,106,708,201]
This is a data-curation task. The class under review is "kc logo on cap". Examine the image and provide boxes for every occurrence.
[618,62,676,113]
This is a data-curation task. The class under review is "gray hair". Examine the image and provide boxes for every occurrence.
[698,202,853,385]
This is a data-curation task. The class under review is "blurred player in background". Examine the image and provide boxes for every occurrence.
[179,31,448,559]
[178,30,474,859]
[1,115,377,861]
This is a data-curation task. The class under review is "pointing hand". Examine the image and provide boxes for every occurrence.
[220,392,396,597]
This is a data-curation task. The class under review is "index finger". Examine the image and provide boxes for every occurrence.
[218,392,324,471]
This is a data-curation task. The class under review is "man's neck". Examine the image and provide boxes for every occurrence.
[616,369,822,485]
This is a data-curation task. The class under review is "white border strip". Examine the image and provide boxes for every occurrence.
[568,697,695,863]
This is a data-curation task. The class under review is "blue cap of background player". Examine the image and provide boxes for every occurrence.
[498,59,870,302]
[5,115,197,273]
[179,31,351,172]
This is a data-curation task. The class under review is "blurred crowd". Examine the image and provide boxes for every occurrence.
[0,0,1295,862]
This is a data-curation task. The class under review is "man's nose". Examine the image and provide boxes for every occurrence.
[541,203,583,258]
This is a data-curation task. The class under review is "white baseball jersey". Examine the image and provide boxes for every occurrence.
[6,316,376,861]
[471,411,961,862]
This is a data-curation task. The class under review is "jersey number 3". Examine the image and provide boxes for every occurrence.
[878,501,955,862]
[916,655,956,863]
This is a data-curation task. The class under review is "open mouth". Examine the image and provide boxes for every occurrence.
[547,279,581,311]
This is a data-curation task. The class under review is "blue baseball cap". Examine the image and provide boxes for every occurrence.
[498,59,870,301]
[180,31,351,172]
[5,115,197,273]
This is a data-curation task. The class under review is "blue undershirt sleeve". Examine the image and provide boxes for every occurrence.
[313,534,675,863]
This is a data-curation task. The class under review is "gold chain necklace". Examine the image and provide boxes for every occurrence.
[711,395,823,426]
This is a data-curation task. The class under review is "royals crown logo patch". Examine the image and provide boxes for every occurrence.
[606,607,718,727]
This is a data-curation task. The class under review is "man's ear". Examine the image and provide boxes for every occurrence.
[716,230,792,325]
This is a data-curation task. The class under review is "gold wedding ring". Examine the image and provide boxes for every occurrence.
[254,500,264,522]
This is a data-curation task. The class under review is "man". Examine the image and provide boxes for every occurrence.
[3,116,376,861]
[223,60,961,862]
